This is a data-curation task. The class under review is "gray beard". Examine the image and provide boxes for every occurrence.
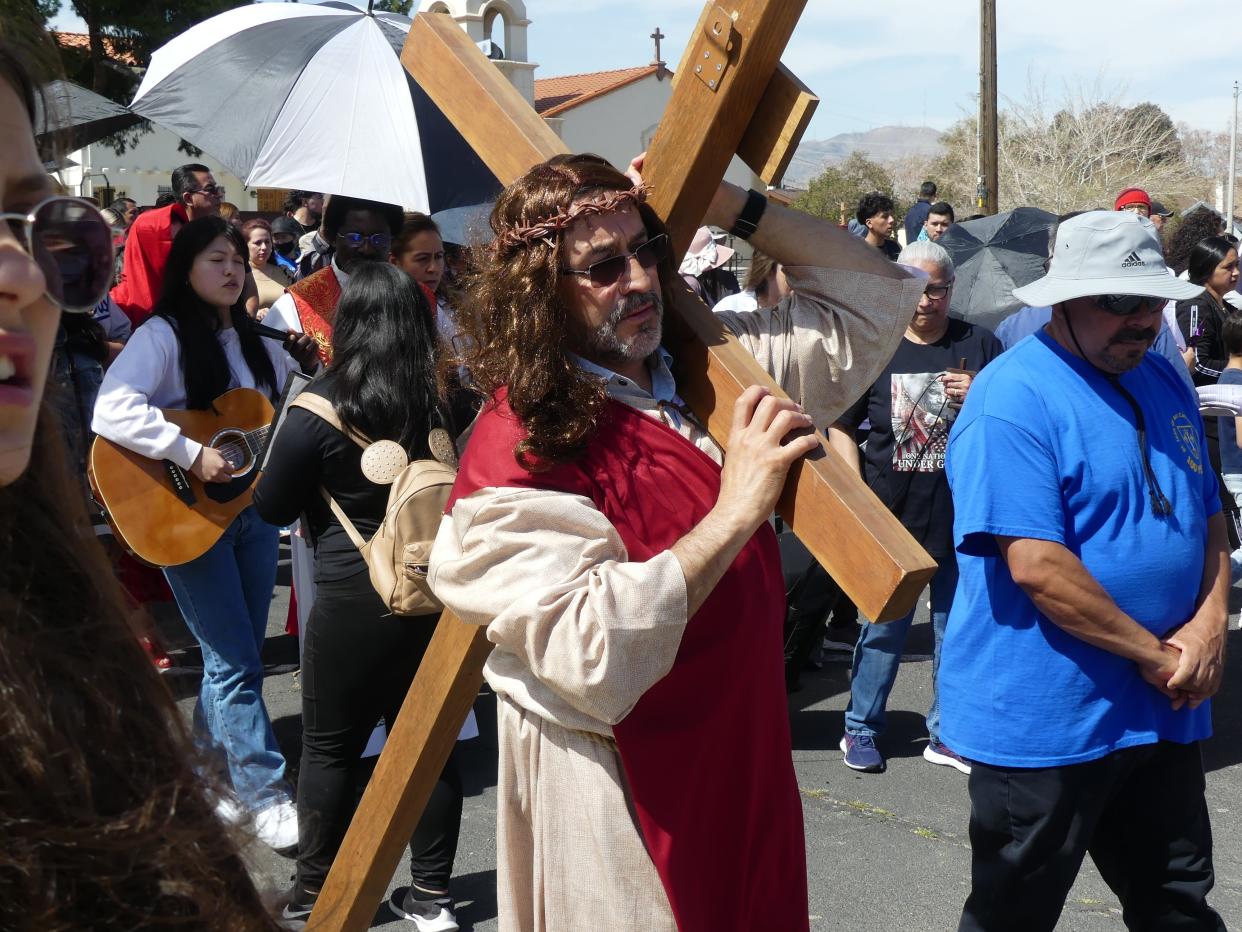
[579,290,664,366]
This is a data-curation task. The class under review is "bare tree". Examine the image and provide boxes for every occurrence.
[927,78,1214,214]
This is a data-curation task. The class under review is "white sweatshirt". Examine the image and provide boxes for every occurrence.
[91,316,300,469]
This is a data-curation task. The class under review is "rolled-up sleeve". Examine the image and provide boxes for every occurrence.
[715,265,923,428]
[429,486,689,731]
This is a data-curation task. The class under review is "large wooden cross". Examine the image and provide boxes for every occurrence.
[307,5,936,928]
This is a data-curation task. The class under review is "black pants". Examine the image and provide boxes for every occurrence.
[296,570,463,893]
[960,741,1224,932]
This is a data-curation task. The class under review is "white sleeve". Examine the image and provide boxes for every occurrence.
[91,321,202,469]
[264,293,301,334]
[430,487,689,727]
[715,265,924,429]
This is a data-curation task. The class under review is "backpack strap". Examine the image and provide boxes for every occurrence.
[289,392,372,449]
[318,487,368,551]
[287,392,371,552]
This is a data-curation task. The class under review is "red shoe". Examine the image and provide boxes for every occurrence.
[140,636,173,672]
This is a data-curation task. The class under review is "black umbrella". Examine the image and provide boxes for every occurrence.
[34,80,143,156]
[939,207,1057,331]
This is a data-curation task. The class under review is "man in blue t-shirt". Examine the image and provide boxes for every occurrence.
[942,211,1228,931]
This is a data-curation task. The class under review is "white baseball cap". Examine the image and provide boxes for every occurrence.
[1012,210,1204,308]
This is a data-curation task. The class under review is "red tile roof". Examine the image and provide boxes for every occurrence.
[534,65,662,117]
[52,32,141,67]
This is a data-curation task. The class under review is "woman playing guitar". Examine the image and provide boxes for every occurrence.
[93,216,318,851]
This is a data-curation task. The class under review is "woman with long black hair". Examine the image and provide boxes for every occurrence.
[0,39,280,928]
[255,261,465,931]
[92,215,318,851]
[1176,235,1240,386]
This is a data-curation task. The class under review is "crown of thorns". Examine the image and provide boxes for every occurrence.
[495,184,651,251]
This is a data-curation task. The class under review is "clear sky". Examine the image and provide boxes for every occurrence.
[50,1,1237,141]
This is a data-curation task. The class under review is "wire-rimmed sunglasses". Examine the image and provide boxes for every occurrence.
[560,233,668,288]
[337,231,393,250]
[1,195,115,313]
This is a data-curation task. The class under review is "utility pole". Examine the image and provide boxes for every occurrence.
[978,0,998,215]
[1229,81,1238,236]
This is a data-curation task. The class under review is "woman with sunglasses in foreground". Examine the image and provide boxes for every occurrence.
[0,41,280,929]
[92,215,318,852]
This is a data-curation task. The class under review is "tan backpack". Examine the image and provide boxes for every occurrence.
[289,393,458,616]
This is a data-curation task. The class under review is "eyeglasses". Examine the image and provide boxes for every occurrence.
[560,233,668,287]
[337,232,393,250]
[1120,203,1150,217]
[923,280,954,300]
[1,196,115,313]
[193,183,225,199]
[1094,294,1156,316]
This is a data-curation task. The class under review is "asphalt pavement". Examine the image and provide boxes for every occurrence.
[159,547,1242,930]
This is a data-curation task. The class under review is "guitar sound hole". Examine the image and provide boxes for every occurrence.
[210,428,254,477]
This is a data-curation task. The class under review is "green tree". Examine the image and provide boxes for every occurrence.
[59,1,245,154]
[794,151,897,223]
[0,0,64,76]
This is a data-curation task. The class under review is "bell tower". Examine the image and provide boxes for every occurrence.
[418,0,536,104]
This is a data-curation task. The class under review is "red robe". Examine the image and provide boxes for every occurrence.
[448,392,809,932]
[111,202,188,326]
[287,266,343,366]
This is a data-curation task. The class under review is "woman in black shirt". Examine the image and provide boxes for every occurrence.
[255,263,464,929]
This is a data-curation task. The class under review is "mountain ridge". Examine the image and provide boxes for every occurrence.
[783,125,944,188]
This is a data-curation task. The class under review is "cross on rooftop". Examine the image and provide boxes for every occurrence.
[651,26,665,66]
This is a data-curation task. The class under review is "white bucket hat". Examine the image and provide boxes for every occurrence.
[1012,210,1204,307]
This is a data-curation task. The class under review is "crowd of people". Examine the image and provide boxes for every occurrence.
[3,26,1240,932]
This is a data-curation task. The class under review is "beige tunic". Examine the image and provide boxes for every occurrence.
[429,264,922,932]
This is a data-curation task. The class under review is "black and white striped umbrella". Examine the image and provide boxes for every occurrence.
[130,0,499,211]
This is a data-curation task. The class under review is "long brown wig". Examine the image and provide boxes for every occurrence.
[455,153,680,469]
[0,40,278,931]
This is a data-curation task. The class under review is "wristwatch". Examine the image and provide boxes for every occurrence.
[729,189,768,241]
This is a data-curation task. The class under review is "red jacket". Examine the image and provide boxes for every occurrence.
[111,202,188,326]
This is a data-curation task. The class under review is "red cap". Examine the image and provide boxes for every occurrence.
[1114,187,1151,211]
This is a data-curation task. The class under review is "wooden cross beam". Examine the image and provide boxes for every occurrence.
[306,6,937,929]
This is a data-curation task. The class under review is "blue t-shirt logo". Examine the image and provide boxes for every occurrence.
[1171,413,1203,474]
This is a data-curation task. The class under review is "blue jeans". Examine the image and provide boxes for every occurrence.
[164,505,288,810]
[844,556,959,745]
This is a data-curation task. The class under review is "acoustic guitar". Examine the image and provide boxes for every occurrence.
[88,387,275,567]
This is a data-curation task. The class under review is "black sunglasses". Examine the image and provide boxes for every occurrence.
[1,195,115,313]
[923,279,954,300]
[1094,294,1157,316]
[560,233,668,287]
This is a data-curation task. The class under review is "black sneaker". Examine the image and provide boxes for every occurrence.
[389,888,459,931]
[278,885,317,931]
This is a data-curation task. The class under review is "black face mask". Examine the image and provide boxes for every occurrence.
[274,240,295,257]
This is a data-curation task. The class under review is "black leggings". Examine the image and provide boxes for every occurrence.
[295,569,463,893]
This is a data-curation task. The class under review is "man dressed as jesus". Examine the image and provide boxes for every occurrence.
[429,153,924,931]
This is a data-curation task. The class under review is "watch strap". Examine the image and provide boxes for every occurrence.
[729,189,768,240]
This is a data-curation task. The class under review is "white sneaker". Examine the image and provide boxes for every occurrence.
[253,799,299,853]
[389,889,459,931]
